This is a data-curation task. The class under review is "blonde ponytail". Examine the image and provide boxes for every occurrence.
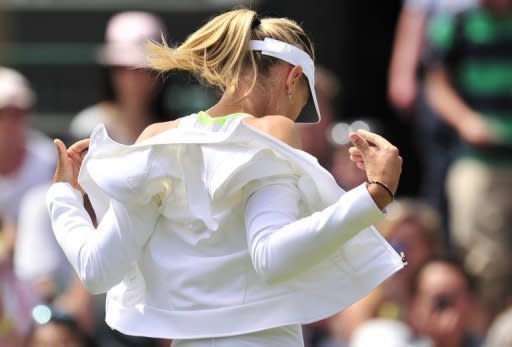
[146,8,314,95]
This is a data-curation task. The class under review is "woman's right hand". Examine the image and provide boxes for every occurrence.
[348,130,402,207]
[53,138,90,194]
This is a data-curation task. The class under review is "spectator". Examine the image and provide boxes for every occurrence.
[0,67,54,224]
[349,257,482,347]
[13,183,95,335]
[0,213,39,347]
[388,0,478,238]
[329,199,443,344]
[14,184,71,303]
[69,11,170,144]
[12,14,172,346]
[426,0,512,312]
[70,12,174,347]
[409,257,482,347]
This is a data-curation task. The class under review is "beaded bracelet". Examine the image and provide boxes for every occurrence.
[368,180,394,200]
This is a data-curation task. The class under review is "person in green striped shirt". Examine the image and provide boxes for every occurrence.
[426,0,512,316]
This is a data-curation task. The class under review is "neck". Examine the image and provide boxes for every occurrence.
[206,78,275,118]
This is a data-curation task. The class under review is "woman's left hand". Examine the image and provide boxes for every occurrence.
[53,138,90,194]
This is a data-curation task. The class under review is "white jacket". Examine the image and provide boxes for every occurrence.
[47,113,404,339]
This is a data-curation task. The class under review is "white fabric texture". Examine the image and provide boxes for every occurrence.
[171,324,304,347]
[47,113,404,339]
[244,178,386,283]
[47,182,159,294]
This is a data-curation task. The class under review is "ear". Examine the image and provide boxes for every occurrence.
[285,65,304,93]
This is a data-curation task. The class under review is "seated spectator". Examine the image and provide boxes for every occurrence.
[327,199,443,344]
[14,184,94,334]
[0,213,39,347]
[409,257,482,347]
[0,67,54,225]
[14,184,71,303]
[350,256,482,347]
[69,11,170,145]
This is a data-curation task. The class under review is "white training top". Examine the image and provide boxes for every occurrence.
[47,112,403,340]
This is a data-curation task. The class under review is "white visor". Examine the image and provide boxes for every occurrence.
[249,38,321,123]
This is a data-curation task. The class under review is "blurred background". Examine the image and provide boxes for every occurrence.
[0,0,405,173]
[2,0,512,346]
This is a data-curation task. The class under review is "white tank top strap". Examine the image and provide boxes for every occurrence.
[176,114,200,129]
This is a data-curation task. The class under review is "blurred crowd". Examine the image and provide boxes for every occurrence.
[1,0,512,346]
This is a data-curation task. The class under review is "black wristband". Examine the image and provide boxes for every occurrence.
[367,180,394,200]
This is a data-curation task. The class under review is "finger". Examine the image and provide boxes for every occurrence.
[348,147,361,156]
[54,139,68,163]
[356,129,393,149]
[68,152,83,168]
[356,161,365,170]
[68,139,90,155]
[349,154,363,162]
[349,132,370,154]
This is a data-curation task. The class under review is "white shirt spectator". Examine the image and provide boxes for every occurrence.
[0,130,55,223]
[14,183,71,291]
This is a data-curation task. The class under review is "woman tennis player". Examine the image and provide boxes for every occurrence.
[47,8,404,346]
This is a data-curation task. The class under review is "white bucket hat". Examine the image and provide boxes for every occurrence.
[98,11,165,67]
[0,67,35,110]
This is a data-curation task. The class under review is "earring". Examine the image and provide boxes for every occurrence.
[288,92,294,100]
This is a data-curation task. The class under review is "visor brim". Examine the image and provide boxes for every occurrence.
[250,38,321,123]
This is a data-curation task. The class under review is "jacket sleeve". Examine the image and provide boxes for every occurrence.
[46,182,160,294]
[244,178,385,283]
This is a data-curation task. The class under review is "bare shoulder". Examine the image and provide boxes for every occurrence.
[243,115,302,149]
[135,119,181,143]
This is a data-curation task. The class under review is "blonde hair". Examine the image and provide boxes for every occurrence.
[146,8,314,95]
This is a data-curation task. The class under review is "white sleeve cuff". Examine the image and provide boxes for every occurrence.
[46,182,84,206]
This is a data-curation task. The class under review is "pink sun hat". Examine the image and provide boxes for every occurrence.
[97,11,166,67]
